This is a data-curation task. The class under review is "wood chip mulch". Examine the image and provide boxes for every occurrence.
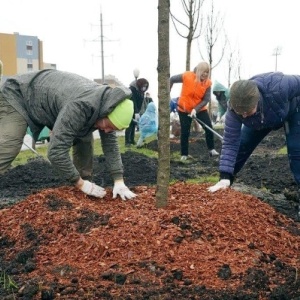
[0,182,299,298]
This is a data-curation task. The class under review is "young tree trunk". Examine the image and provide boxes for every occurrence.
[156,0,170,208]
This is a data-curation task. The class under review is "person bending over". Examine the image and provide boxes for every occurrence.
[208,72,300,203]
[0,69,136,200]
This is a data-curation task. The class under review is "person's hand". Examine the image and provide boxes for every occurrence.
[80,180,106,198]
[216,116,220,123]
[207,179,230,193]
[113,181,136,200]
[189,109,197,118]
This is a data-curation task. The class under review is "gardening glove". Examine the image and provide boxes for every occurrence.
[113,181,136,200]
[80,180,106,198]
[207,179,230,193]
[189,109,197,118]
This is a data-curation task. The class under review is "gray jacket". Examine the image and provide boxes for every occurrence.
[1,69,132,183]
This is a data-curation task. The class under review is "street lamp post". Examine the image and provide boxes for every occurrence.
[133,68,140,81]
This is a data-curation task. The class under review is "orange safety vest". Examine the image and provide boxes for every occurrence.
[177,71,212,113]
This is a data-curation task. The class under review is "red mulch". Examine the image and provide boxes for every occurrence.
[0,182,299,299]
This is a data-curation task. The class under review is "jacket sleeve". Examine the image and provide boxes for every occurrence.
[195,87,211,111]
[219,109,243,177]
[99,130,124,181]
[170,74,183,89]
[47,101,94,183]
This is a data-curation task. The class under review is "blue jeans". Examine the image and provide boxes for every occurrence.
[234,109,300,186]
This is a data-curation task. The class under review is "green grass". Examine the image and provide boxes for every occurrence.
[13,133,158,167]
[0,271,18,291]
[13,133,219,184]
[13,144,48,167]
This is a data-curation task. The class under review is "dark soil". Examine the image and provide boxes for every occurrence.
[0,127,299,300]
[1,127,297,219]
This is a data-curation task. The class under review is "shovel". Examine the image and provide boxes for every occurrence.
[23,141,43,157]
[176,104,223,141]
[192,115,223,141]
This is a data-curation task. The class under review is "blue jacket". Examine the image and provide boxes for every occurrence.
[220,72,300,176]
[170,97,179,113]
[138,102,158,139]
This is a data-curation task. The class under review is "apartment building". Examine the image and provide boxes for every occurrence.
[0,32,56,81]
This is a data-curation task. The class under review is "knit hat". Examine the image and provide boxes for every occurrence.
[108,99,133,130]
[230,80,260,114]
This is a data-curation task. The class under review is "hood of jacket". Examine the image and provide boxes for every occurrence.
[213,81,230,98]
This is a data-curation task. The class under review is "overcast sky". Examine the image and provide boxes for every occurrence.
[1,0,300,101]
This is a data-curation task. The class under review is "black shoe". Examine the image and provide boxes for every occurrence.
[131,141,136,145]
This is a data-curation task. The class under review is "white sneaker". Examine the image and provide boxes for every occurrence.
[180,155,188,161]
[209,149,219,157]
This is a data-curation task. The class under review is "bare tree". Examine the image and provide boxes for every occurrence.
[156,0,171,207]
[197,0,226,115]
[170,0,205,71]
[226,42,242,87]
[198,0,226,78]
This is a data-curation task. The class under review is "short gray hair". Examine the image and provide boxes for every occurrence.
[230,80,260,114]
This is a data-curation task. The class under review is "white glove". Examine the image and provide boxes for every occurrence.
[113,181,136,200]
[189,109,197,118]
[207,179,230,193]
[80,180,106,198]
[216,116,220,123]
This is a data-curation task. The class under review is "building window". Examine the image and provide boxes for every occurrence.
[26,50,33,55]
[26,45,33,51]
[27,63,33,72]
[26,40,33,46]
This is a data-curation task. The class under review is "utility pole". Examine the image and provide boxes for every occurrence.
[85,5,116,84]
[100,10,105,83]
[272,46,282,71]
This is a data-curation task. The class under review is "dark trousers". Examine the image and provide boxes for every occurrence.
[125,119,136,145]
[178,110,215,156]
[234,109,300,185]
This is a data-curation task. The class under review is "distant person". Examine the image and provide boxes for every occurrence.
[136,102,158,148]
[170,97,179,113]
[170,62,219,161]
[125,78,149,147]
[140,92,153,116]
[0,69,136,200]
[169,97,181,138]
[208,72,300,198]
[212,80,230,124]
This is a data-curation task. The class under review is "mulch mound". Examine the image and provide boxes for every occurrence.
[0,183,300,299]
